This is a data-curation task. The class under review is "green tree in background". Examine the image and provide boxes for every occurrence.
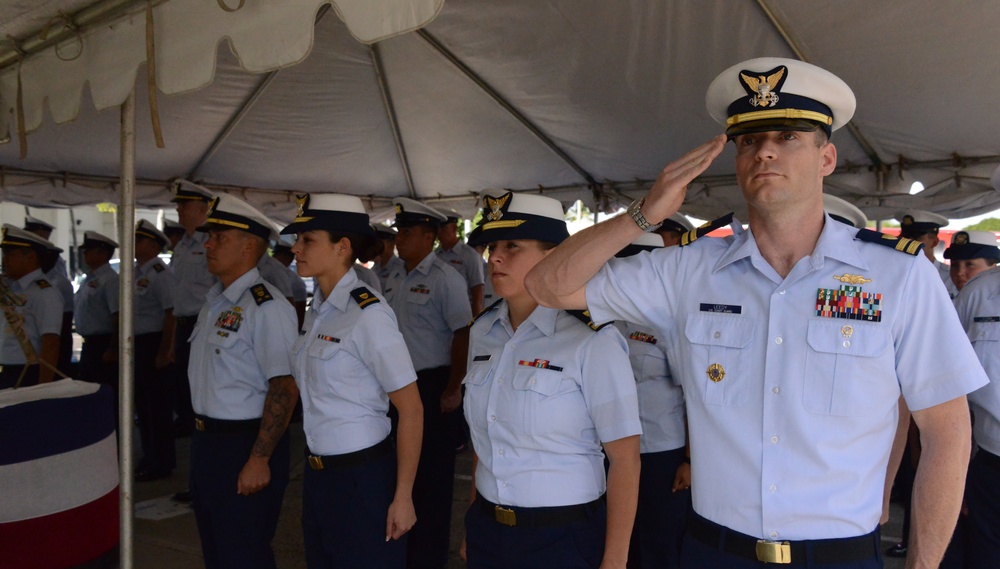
[964,218,1000,232]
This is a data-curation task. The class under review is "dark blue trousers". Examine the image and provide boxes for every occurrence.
[134,332,175,473]
[629,448,690,569]
[679,515,882,569]
[465,497,606,569]
[302,448,405,569]
[405,366,456,569]
[190,427,290,569]
[964,450,1000,568]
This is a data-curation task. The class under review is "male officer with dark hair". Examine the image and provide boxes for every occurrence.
[0,225,63,388]
[526,57,987,568]
[74,231,120,393]
[187,194,299,569]
[170,180,217,437]
[133,220,178,482]
[385,197,472,569]
[896,209,958,297]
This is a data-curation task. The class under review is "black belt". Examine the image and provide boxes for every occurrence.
[687,512,879,565]
[476,492,603,529]
[193,415,261,434]
[306,438,392,471]
[976,449,1000,472]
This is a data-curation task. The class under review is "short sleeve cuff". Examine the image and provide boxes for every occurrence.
[905,366,989,411]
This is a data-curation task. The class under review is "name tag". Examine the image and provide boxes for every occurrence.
[473,354,492,362]
[974,316,1000,322]
[700,303,742,314]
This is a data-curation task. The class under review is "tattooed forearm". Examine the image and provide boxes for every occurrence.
[251,375,299,459]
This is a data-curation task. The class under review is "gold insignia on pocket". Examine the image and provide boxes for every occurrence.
[841,325,854,339]
[707,363,726,383]
[833,274,872,285]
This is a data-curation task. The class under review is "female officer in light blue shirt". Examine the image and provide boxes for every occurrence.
[462,191,641,569]
[281,193,423,569]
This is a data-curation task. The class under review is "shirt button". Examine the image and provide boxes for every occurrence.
[498,449,504,456]
[769,484,777,493]
[772,386,780,395]
[771,435,779,444]
[214,348,220,354]
[530,378,536,385]
[503,481,509,488]
[770,531,778,538]
[490,415,497,422]
[843,340,851,348]
[774,337,783,345]
[714,331,721,339]
[779,290,786,295]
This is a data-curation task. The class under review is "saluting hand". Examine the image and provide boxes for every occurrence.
[237,455,271,495]
[385,496,417,541]
[642,135,727,225]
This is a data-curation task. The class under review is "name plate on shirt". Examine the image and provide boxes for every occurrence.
[700,303,742,314]
[472,355,492,362]
[974,316,1000,322]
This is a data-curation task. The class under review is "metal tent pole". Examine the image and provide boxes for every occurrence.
[118,86,137,569]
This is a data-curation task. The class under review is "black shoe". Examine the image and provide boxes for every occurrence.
[135,468,171,483]
[171,490,192,503]
[885,543,907,557]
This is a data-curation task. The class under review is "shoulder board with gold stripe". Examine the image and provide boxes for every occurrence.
[470,299,503,325]
[250,283,273,305]
[35,279,51,289]
[350,287,380,309]
[566,309,609,332]
[855,228,923,256]
[679,213,735,247]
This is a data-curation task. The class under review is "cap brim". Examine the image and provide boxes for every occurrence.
[467,215,569,247]
[726,118,825,138]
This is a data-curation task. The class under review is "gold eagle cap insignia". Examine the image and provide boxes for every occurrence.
[833,274,872,285]
[741,66,785,108]
[295,194,309,217]
[394,204,403,215]
[953,232,969,244]
[485,194,511,222]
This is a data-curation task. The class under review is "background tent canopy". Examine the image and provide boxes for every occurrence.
[1,0,999,224]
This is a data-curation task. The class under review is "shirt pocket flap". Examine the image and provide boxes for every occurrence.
[969,321,1000,342]
[684,314,754,348]
[206,329,239,348]
[307,341,341,360]
[406,292,432,305]
[462,362,492,386]
[806,319,889,357]
[511,367,563,396]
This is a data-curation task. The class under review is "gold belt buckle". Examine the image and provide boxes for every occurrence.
[494,505,516,526]
[307,456,324,470]
[755,540,791,564]
[194,418,205,431]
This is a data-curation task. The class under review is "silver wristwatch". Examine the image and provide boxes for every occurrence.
[626,197,660,231]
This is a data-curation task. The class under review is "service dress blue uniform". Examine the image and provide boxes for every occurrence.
[585,216,988,568]
[187,268,297,569]
[384,251,471,569]
[954,268,1000,567]
[615,320,689,569]
[74,262,119,388]
[292,269,417,568]
[463,302,641,569]
[171,230,216,431]
[134,257,177,475]
[0,268,63,389]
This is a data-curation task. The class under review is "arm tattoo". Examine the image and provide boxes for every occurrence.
[251,375,298,458]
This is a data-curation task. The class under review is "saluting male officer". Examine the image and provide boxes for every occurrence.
[170,180,218,436]
[188,193,299,569]
[526,57,988,568]
[384,198,472,569]
[74,231,120,393]
[896,209,958,297]
[133,220,178,482]
[0,225,63,388]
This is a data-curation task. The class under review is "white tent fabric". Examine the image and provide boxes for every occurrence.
[1,0,999,224]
